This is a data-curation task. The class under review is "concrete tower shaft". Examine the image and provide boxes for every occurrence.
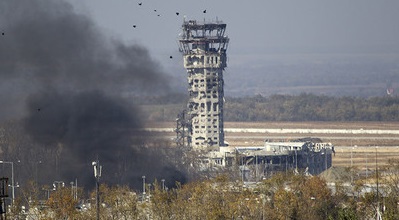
[179,20,229,151]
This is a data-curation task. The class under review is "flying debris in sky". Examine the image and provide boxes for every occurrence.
[153,9,161,16]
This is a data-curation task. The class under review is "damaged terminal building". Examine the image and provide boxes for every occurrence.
[176,19,334,178]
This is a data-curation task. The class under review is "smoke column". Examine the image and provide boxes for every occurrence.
[0,0,186,189]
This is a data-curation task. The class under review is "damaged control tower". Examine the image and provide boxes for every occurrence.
[178,19,229,151]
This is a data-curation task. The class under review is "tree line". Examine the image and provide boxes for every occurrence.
[139,93,399,122]
[224,93,399,122]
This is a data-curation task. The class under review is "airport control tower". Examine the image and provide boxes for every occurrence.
[178,19,229,151]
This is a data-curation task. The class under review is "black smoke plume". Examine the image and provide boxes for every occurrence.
[0,0,186,189]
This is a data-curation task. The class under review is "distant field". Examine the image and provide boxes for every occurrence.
[145,121,399,168]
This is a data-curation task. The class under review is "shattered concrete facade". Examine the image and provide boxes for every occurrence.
[203,141,334,180]
[235,142,334,178]
[179,20,229,150]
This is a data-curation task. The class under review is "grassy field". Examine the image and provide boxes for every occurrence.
[145,121,399,168]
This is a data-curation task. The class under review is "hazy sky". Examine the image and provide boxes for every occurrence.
[70,0,399,53]
[69,0,399,94]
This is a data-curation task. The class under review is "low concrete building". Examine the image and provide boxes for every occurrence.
[202,141,334,181]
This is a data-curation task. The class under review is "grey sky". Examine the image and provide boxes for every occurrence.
[68,0,399,95]
[71,0,399,52]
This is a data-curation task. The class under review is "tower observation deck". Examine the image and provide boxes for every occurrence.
[179,19,229,151]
